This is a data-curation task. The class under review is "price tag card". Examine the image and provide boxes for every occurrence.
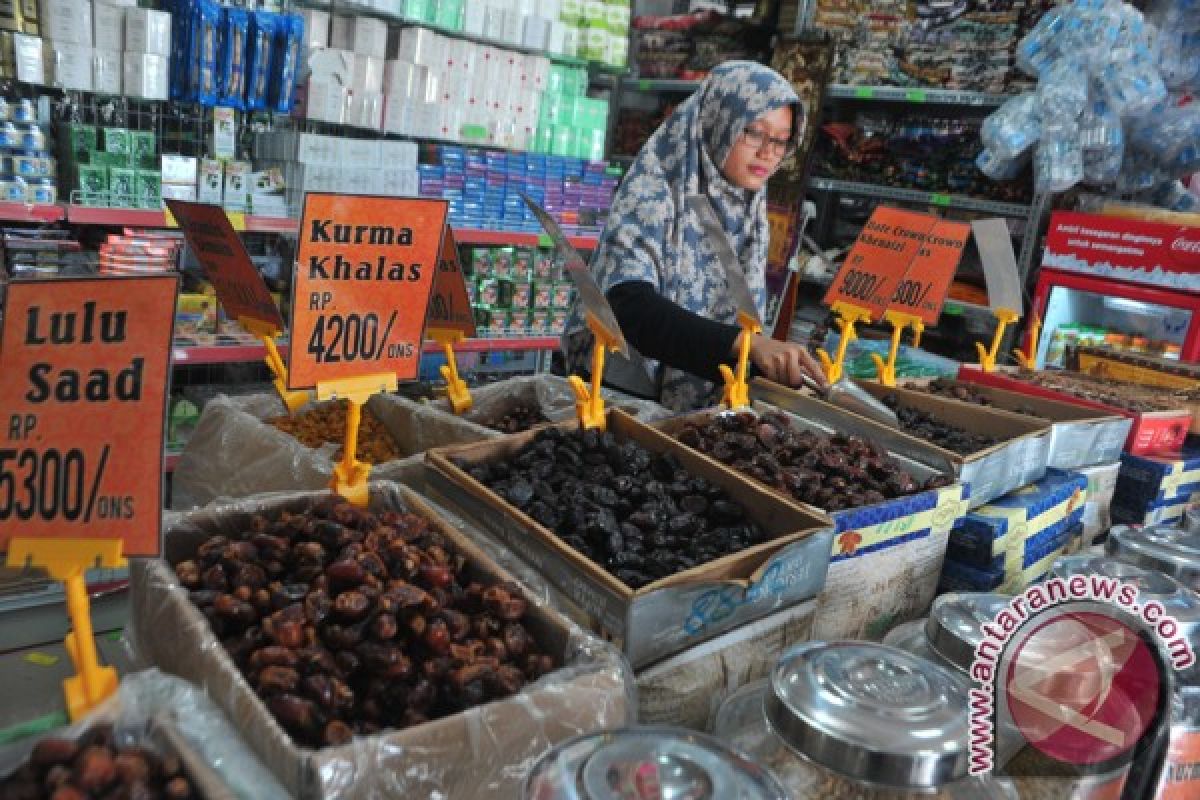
[0,276,177,557]
[823,207,938,319]
[426,227,477,338]
[288,194,449,390]
[889,219,970,324]
[165,199,284,331]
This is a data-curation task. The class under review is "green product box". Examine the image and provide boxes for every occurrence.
[491,246,515,279]
[136,170,161,210]
[476,278,500,307]
[533,126,554,155]
[533,251,558,280]
[532,282,553,309]
[576,127,606,161]
[91,150,131,168]
[510,280,533,310]
[66,124,98,157]
[513,247,534,279]
[550,280,575,309]
[108,167,137,207]
[131,130,156,162]
[539,94,567,125]
[77,165,108,205]
[495,279,515,310]
[434,0,462,29]
[470,247,493,275]
[404,0,433,22]
[550,125,575,157]
[472,306,493,330]
[102,127,131,156]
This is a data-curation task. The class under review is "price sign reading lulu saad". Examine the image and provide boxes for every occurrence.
[0,276,177,556]
[288,194,449,390]
[888,219,971,324]
[427,227,477,337]
[165,198,284,330]
[823,207,939,319]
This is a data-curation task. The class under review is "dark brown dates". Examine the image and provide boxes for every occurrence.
[459,427,769,589]
[173,498,556,749]
[905,379,1040,417]
[881,394,1000,455]
[1,726,196,799]
[481,403,549,434]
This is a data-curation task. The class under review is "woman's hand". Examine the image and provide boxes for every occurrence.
[736,333,829,390]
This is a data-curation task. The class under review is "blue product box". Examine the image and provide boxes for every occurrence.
[940,558,1006,592]
[1114,449,1200,508]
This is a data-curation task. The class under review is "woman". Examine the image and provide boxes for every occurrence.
[563,61,828,412]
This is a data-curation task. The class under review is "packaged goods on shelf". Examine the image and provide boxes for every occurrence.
[39,0,92,46]
[92,0,123,52]
[1074,461,1120,550]
[0,227,82,278]
[99,229,181,275]
[1112,449,1200,528]
[0,95,56,206]
[132,485,632,799]
[11,32,43,84]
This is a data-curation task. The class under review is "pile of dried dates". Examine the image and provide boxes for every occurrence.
[457,427,769,589]
[1013,370,1172,412]
[674,411,949,512]
[174,498,556,748]
[268,400,402,463]
[906,379,1039,417]
[1,725,195,800]
[482,403,549,434]
[881,394,999,455]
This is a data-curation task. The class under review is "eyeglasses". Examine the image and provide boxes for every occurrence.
[740,126,795,157]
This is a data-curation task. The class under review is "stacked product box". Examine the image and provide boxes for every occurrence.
[38,0,96,92]
[1112,450,1200,527]
[534,64,608,160]
[940,468,1089,594]
[62,122,159,208]
[561,0,629,66]
[0,95,55,205]
[468,244,575,335]
[417,143,618,234]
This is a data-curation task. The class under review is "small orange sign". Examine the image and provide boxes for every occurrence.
[427,227,477,338]
[166,199,284,330]
[0,276,177,557]
[890,219,970,325]
[288,194,449,390]
[823,207,938,319]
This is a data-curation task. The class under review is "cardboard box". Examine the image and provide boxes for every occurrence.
[92,48,121,93]
[223,160,250,212]
[160,154,197,185]
[1077,462,1120,549]
[131,484,631,800]
[302,80,349,124]
[39,0,92,44]
[337,137,380,166]
[348,90,383,130]
[92,0,122,50]
[426,409,835,668]
[13,32,43,83]
[44,43,93,90]
[394,26,439,66]
[160,183,196,202]
[298,8,329,48]
[351,54,383,93]
[122,51,167,99]
[124,7,169,53]
[940,522,1082,594]
[303,46,353,84]
[1115,449,1200,509]
[196,158,222,204]
[330,13,386,59]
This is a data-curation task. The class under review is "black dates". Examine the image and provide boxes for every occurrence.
[880,394,1000,455]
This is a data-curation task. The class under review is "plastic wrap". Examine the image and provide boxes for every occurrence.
[171,392,487,510]
[129,483,635,800]
[0,668,289,800]
[422,374,671,437]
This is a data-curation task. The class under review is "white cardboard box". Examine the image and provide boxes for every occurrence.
[383,60,427,98]
[122,51,168,99]
[304,80,350,124]
[92,0,124,51]
[304,47,354,84]
[348,90,383,130]
[223,161,250,212]
[382,95,413,135]
[338,137,381,166]
[124,7,170,55]
[299,9,330,48]
[197,159,223,204]
[379,139,418,170]
[160,183,197,202]
[394,27,439,66]
[14,33,44,84]
[352,54,384,93]
[44,44,94,91]
[330,14,387,59]
[39,0,93,45]
[93,49,121,94]
[161,155,198,185]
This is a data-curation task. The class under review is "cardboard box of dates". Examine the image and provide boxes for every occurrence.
[957,365,1192,456]
[654,395,969,642]
[171,391,487,509]
[900,377,1131,470]
[1112,449,1200,527]
[425,409,835,669]
[130,483,632,800]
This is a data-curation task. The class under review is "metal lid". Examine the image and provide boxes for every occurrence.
[881,618,945,666]
[523,727,788,800]
[1050,555,1200,632]
[765,641,971,790]
[1185,508,1200,533]
[1108,525,1200,590]
[925,592,1013,673]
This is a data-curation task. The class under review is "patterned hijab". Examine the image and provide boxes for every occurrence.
[563,61,801,412]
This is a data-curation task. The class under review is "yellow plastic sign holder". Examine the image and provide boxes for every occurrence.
[1013,312,1041,370]
[6,538,125,721]
[816,302,873,384]
[570,315,620,431]
[870,310,923,388]
[428,328,472,414]
[910,319,926,349]
[976,307,1020,373]
[316,374,398,507]
[720,311,761,409]
[240,317,310,413]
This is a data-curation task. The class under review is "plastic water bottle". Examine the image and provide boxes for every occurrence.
[1097,46,1169,117]
[1079,98,1125,184]
[982,93,1041,160]
[1037,59,1090,122]
[1034,120,1084,193]
[1017,6,1067,77]
[977,148,1028,181]
[1115,153,1166,194]
[1058,0,1126,71]
[1158,28,1200,88]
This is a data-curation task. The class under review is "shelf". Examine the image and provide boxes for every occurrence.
[171,336,562,366]
[808,177,1031,217]
[66,205,299,233]
[621,78,702,93]
[0,202,66,223]
[826,85,1011,107]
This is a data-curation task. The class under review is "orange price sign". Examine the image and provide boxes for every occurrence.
[288,194,449,390]
[426,227,477,338]
[166,199,284,331]
[822,207,939,319]
[0,276,177,557]
[889,219,970,325]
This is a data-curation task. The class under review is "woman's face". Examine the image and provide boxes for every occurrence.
[720,105,795,192]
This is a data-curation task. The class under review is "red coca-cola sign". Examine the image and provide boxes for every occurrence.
[1043,211,1200,292]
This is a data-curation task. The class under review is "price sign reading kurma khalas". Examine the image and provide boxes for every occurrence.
[0,276,177,557]
[288,194,449,390]
[823,207,938,319]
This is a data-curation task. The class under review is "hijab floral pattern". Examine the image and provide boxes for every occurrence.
[563,61,800,412]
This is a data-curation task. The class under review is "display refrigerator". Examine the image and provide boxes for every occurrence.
[1026,211,1200,369]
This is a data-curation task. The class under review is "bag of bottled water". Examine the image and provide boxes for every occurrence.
[981,93,1041,160]
[977,148,1029,181]
[1037,59,1090,122]
[1034,120,1085,192]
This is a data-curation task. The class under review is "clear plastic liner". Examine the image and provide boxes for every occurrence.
[128,482,635,800]
[1035,119,1084,193]
[171,391,488,510]
[1038,60,1089,122]
[0,668,290,800]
